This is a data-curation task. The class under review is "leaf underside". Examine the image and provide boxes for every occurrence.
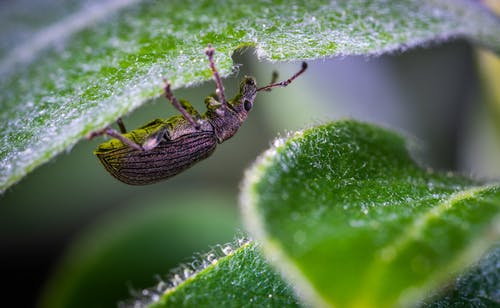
[1,0,500,192]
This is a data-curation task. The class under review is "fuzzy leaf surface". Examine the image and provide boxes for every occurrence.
[144,241,301,308]
[2,0,500,192]
[241,120,500,307]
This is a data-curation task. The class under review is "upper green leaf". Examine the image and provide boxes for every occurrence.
[241,120,500,307]
[1,0,500,192]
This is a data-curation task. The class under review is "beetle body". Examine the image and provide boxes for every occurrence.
[94,77,257,185]
[95,119,217,185]
[89,44,306,185]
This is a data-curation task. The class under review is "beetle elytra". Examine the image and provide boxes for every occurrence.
[88,44,307,185]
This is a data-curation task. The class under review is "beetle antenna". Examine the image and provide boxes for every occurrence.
[257,62,307,92]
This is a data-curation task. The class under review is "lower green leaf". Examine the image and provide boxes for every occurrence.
[133,239,497,307]
[421,243,500,307]
[146,241,301,308]
[241,120,500,307]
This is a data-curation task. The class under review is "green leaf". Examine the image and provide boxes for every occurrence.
[140,240,301,308]
[421,244,500,307]
[241,120,500,307]
[1,0,500,192]
[128,239,498,308]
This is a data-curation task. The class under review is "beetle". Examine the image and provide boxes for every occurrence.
[88,44,307,185]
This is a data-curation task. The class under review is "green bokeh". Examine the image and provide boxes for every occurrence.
[40,192,241,308]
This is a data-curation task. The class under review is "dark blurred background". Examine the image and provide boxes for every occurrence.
[2,1,500,307]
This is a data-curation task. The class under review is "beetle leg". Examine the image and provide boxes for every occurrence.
[205,44,227,112]
[116,117,127,133]
[87,127,144,151]
[164,80,201,130]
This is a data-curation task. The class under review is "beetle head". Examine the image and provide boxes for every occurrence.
[230,76,257,121]
[210,76,257,142]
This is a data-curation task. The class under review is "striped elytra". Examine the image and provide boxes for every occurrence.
[95,130,217,185]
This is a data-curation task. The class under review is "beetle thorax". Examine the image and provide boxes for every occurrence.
[209,109,244,142]
[209,76,257,143]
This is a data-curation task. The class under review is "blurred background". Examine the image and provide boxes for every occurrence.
[2,1,500,307]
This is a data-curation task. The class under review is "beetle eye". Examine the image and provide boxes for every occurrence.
[243,100,252,111]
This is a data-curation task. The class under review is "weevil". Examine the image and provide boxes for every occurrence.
[88,44,307,185]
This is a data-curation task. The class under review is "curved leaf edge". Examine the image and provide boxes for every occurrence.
[3,0,500,193]
[122,237,253,307]
[240,120,500,307]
